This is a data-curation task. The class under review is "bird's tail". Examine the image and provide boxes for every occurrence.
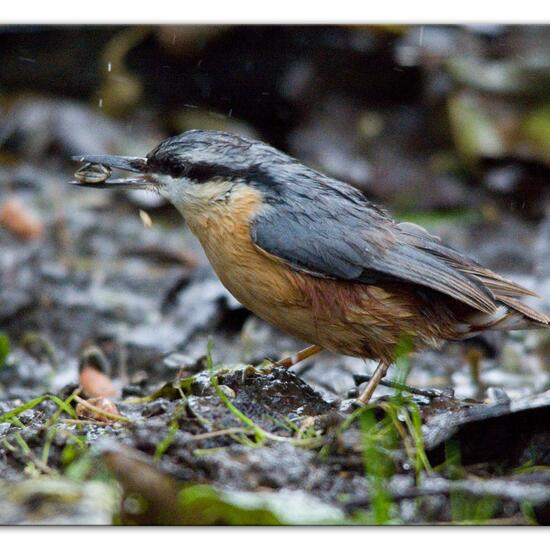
[467,296,550,333]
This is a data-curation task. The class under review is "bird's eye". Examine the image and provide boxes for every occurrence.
[147,156,187,178]
[184,164,220,183]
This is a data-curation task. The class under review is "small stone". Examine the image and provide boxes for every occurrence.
[142,401,169,418]
[486,387,511,405]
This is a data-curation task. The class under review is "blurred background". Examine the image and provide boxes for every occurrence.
[1,24,550,404]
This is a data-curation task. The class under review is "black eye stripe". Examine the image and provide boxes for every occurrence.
[147,158,269,185]
[185,164,233,182]
[146,157,187,179]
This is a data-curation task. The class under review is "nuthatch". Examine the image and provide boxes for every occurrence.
[72,130,550,403]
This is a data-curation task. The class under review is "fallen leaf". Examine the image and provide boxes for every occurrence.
[0,198,44,240]
[76,397,120,423]
[79,366,117,398]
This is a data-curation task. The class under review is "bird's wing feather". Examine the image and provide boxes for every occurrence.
[396,221,538,298]
[250,187,498,314]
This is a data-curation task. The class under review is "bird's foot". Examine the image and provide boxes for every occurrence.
[338,398,365,414]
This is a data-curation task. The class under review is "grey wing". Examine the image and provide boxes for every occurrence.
[250,196,498,314]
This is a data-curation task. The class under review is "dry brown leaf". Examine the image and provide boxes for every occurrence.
[0,198,44,240]
[75,397,120,423]
[79,365,117,398]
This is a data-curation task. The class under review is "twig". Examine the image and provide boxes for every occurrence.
[2,438,56,476]
[187,427,255,441]
[353,374,452,400]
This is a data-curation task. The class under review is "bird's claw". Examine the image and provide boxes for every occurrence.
[338,398,366,414]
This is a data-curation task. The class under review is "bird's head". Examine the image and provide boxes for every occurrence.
[72,130,292,217]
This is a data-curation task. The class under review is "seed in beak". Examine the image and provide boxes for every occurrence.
[74,162,112,184]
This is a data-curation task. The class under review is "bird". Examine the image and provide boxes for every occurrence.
[72,130,550,404]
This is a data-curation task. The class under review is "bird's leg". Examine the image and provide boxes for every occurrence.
[466,348,483,384]
[273,344,323,369]
[357,361,390,404]
[466,348,485,399]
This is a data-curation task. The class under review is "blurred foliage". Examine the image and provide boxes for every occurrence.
[0,333,10,369]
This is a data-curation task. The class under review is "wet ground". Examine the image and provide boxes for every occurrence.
[1,24,550,524]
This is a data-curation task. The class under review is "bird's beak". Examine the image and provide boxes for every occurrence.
[70,155,153,190]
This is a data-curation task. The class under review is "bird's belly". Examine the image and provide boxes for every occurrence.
[201,232,318,341]
[199,230,425,359]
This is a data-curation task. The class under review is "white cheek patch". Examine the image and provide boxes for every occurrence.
[158,175,238,212]
[156,174,183,200]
